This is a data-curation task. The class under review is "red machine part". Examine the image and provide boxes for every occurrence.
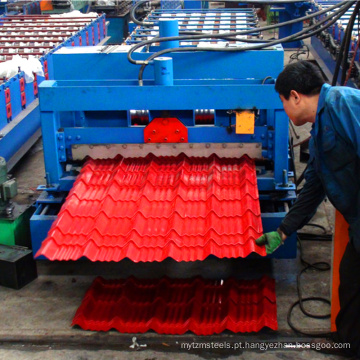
[43,59,49,80]
[36,154,265,262]
[72,276,277,334]
[144,117,188,143]
[92,27,95,45]
[19,77,26,107]
[4,88,11,119]
[33,73,38,96]
[4,88,10,103]
[19,77,25,92]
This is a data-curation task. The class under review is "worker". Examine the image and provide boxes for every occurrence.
[255,60,360,357]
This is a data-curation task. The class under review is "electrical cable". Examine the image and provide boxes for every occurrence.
[340,2,360,85]
[344,25,360,85]
[130,0,314,27]
[332,2,360,85]
[287,237,332,338]
[289,44,310,63]
[136,3,351,85]
[304,223,327,234]
[128,0,351,65]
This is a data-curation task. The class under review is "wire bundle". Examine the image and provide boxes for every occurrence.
[128,0,356,84]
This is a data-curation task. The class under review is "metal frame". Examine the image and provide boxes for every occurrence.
[32,10,297,259]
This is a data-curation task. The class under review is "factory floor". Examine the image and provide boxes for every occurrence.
[0,46,350,359]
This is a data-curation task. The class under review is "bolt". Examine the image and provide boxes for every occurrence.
[89,145,94,149]
[67,135,72,141]
[76,135,81,140]
[189,144,194,148]
[164,137,168,141]
[222,143,227,148]
[152,130,156,134]
[205,143,210,148]
[122,144,127,149]
[59,145,64,150]
[61,155,65,161]
[251,135,256,139]
[58,134,63,140]
[156,144,161,149]
[175,129,179,134]
[173,144,176,149]
[147,138,151,142]
[239,143,244,148]
[139,144,144,149]
[106,145,111,149]
[180,137,184,142]
[256,143,260,148]
[73,145,78,149]
[261,134,265,139]
[269,133,273,139]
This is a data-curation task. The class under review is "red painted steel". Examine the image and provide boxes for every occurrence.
[36,154,265,261]
[19,78,25,92]
[72,276,277,334]
[33,73,38,96]
[144,118,189,143]
[4,88,10,103]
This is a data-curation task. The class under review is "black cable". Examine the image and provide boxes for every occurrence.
[305,223,327,234]
[128,0,351,66]
[136,2,351,84]
[340,2,360,85]
[298,233,332,241]
[130,0,314,27]
[289,44,310,63]
[287,237,332,337]
[332,2,360,85]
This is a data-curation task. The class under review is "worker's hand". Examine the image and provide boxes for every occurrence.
[255,231,284,254]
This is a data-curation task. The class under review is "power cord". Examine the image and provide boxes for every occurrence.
[287,237,332,337]
[289,44,310,63]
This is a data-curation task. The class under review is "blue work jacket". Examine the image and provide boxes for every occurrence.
[279,84,360,250]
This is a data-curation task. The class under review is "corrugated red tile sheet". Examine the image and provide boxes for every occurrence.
[72,276,277,334]
[36,153,265,261]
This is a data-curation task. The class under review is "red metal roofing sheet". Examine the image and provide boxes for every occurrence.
[72,276,277,334]
[36,154,265,261]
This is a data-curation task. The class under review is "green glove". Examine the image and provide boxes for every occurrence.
[255,231,283,254]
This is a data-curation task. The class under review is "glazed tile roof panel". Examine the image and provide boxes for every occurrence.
[36,154,265,261]
[72,276,277,334]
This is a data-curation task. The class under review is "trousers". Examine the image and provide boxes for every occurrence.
[335,238,360,357]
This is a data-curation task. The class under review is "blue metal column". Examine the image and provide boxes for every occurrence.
[41,111,63,186]
[154,57,174,85]
[274,109,289,185]
[277,2,311,48]
[159,19,179,50]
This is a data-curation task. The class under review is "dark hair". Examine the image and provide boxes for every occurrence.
[275,60,325,99]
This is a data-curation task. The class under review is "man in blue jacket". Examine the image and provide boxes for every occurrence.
[256,61,360,356]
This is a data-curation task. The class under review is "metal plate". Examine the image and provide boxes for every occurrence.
[71,142,262,160]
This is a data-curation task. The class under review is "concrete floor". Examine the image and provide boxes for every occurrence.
[0,25,349,360]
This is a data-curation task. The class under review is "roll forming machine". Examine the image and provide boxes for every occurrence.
[0,13,106,170]
[30,4,298,261]
[311,0,360,87]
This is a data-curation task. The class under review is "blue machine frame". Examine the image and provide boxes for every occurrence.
[31,10,297,260]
